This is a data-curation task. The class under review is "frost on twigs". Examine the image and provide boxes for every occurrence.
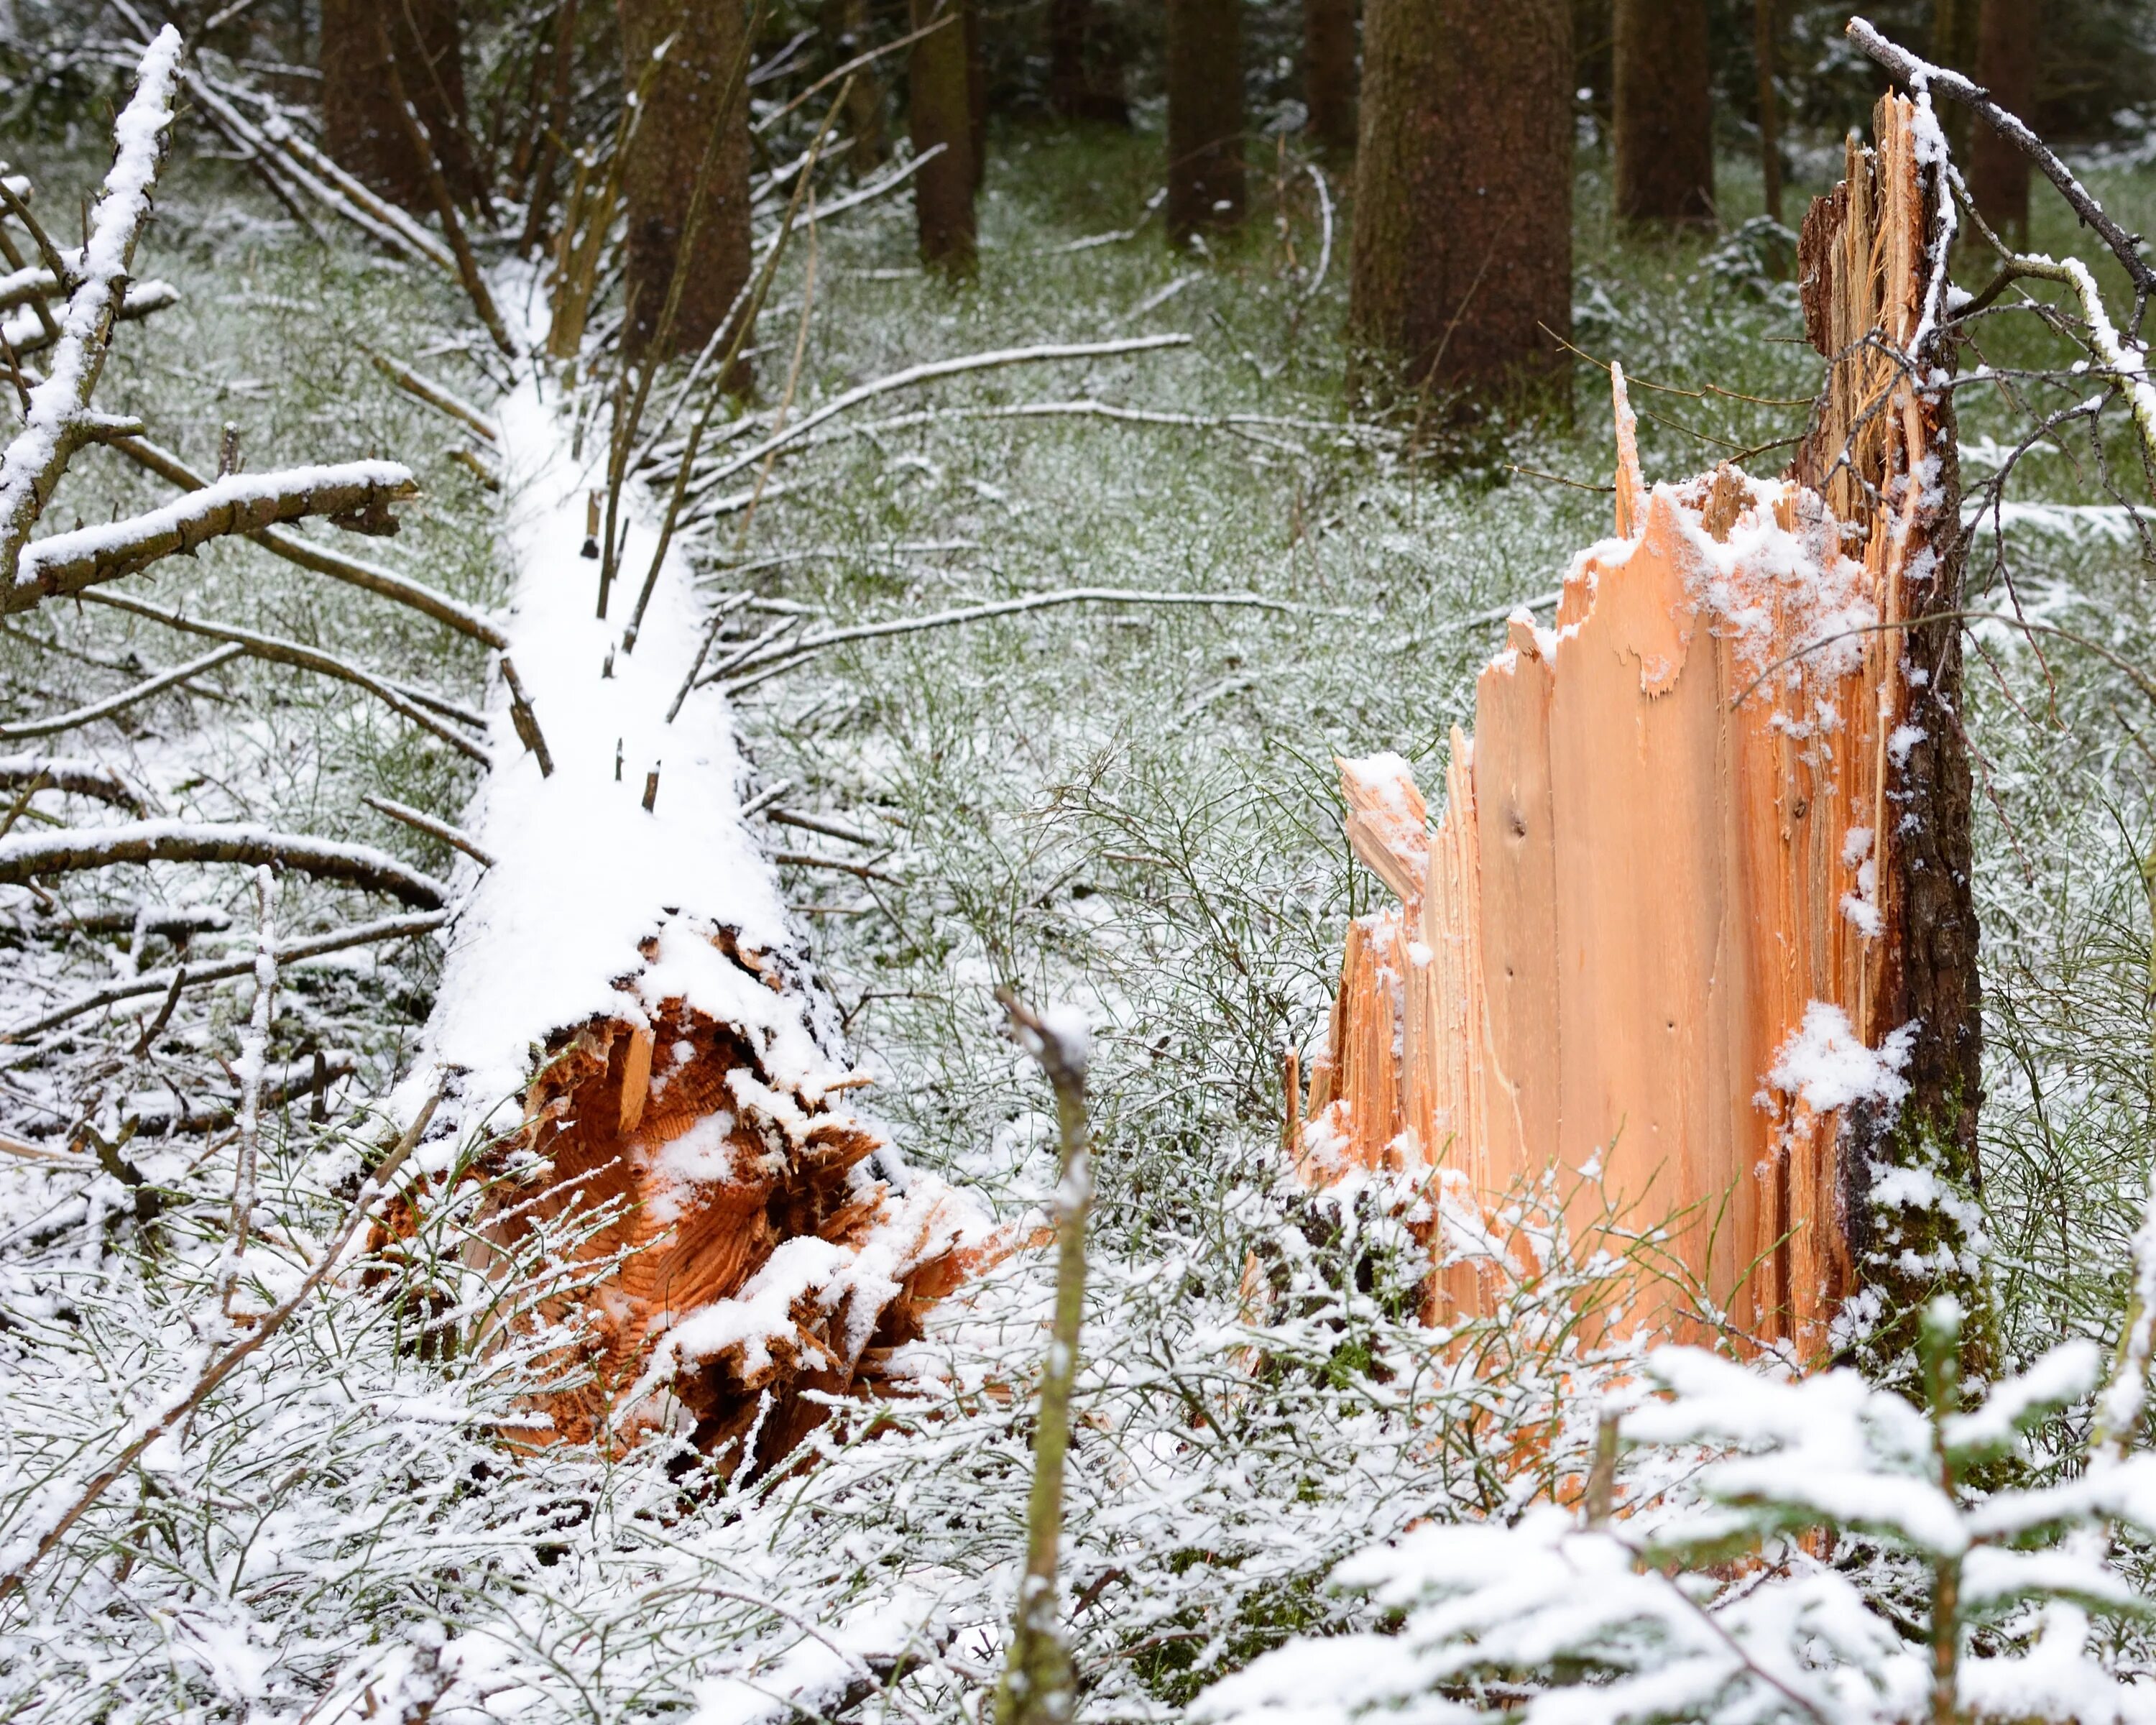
[1201,1297,2156,1725]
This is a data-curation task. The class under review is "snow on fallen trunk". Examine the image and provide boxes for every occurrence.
[393,363,1002,1466]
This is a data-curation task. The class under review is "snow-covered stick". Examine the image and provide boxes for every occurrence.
[369,353,500,444]
[992,993,1092,1725]
[101,430,505,648]
[0,1089,441,1605]
[227,865,279,1276]
[0,822,448,908]
[6,461,418,615]
[0,27,183,588]
[0,642,241,740]
[0,755,147,811]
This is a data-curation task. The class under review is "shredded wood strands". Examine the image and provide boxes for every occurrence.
[1302,96,1953,1358]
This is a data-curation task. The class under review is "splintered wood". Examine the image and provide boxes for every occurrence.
[461,928,1001,1469]
[1299,97,1948,1356]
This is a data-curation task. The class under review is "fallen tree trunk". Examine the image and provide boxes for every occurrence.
[1300,95,1982,1365]
[390,358,1005,1466]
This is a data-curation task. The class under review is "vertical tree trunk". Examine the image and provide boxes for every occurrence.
[1304,0,1357,154]
[1754,0,1781,225]
[1048,0,1088,116]
[617,0,754,359]
[966,0,988,193]
[1612,0,1713,225]
[1165,0,1245,245]
[910,0,977,275]
[1932,0,1981,159]
[824,0,888,174]
[1347,0,1572,402]
[321,0,481,212]
[517,0,581,257]
[1970,0,2039,247]
[1046,0,1130,124]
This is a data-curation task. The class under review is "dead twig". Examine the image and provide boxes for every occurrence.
[363,794,495,868]
[3,911,448,1042]
[0,643,243,739]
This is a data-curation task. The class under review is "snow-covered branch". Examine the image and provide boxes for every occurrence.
[6,461,418,614]
[0,27,183,587]
[0,820,448,908]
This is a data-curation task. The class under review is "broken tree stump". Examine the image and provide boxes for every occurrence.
[1301,95,1977,1360]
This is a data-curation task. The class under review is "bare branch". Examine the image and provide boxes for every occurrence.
[714,586,1308,686]
[0,820,449,908]
[0,641,241,739]
[679,335,1196,502]
[362,794,494,867]
[6,461,419,615]
[1,910,448,1041]
[79,590,492,763]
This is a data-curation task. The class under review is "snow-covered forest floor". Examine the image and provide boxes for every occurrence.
[2,73,2155,1720]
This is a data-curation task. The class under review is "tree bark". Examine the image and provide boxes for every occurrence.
[1304,0,1357,154]
[1969,0,2039,247]
[1931,0,1981,160]
[1347,0,1572,402]
[320,0,481,213]
[966,0,988,193]
[1165,0,1245,245]
[910,0,977,274]
[616,0,755,360]
[1612,0,1713,225]
[1046,0,1130,125]
[824,0,888,173]
[1755,0,1781,226]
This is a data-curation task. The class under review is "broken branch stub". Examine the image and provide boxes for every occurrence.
[1303,96,1979,1360]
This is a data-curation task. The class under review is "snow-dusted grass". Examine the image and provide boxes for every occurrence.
[0,85,2152,1719]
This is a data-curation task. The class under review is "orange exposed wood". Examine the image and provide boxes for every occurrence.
[393,924,1011,1472]
[1299,97,1948,1358]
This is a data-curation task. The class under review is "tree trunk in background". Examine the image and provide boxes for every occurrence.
[1348,0,1572,402]
[321,0,481,212]
[826,0,888,173]
[517,0,581,257]
[1932,0,1981,160]
[1970,0,2039,247]
[1304,0,1357,154]
[967,0,988,193]
[1754,0,1781,225]
[1612,0,1713,225]
[617,0,754,360]
[910,0,977,275]
[1572,0,1612,144]
[1046,0,1131,124]
[1165,0,1245,244]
